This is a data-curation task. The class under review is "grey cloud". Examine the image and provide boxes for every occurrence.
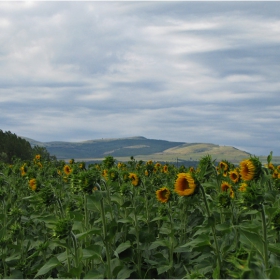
[1,2,280,156]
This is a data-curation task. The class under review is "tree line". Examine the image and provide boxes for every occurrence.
[0,129,55,164]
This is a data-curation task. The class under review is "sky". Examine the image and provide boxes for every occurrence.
[1,1,280,156]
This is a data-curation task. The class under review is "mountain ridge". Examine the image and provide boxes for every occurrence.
[20,135,252,164]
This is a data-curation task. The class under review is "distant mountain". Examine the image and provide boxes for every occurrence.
[21,136,252,164]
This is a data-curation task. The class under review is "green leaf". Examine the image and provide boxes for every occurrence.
[117,267,136,279]
[239,229,264,259]
[117,218,133,224]
[82,249,102,260]
[216,223,231,232]
[157,264,172,275]
[7,270,23,279]
[75,228,101,239]
[180,234,211,248]
[84,270,104,279]
[269,266,280,279]
[149,240,170,250]
[150,216,168,222]
[268,243,280,255]
[35,257,61,278]
[115,241,131,254]
[110,194,122,205]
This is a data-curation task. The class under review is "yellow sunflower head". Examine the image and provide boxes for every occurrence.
[129,173,140,186]
[174,173,197,197]
[63,165,72,175]
[239,157,262,181]
[35,154,41,161]
[219,161,229,171]
[229,169,240,184]
[29,178,37,191]
[221,181,231,192]
[162,165,168,173]
[273,170,279,179]
[102,169,108,180]
[156,187,171,203]
[239,182,247,192]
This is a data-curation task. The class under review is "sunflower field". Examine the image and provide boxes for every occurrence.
[1,153,280,279]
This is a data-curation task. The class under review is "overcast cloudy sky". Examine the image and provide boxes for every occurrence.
[1,1,280,156]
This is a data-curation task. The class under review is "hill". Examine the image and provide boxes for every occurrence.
[21,136,255,165]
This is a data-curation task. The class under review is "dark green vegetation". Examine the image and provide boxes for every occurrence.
[2,153,280,279]
[0,130,54,164]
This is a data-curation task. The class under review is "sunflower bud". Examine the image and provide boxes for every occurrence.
[53,218,73,239]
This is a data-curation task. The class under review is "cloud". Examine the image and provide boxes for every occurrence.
[1,2,280,156]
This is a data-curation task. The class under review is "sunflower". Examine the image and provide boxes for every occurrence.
[221,181,231,192]
[189,167,195,173]
[79,162,85,169]
[35,154,41,160]
[102,169,108,180]
[29,179,37,191]
[239,157,262,181]
[155,162,161,169]
[219,161,229,171]
[221,181,234,198]
[239,183,247,192]
[162,165,168,173]
[229,169,240,183]
[144,170,149,176]
[129,173,140,186]
[20,164,27,176]
[156,187,171,203]
[273,170,279,179]
[63,165,72,175]
[174,173,197,196]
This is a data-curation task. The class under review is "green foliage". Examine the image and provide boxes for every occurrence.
[1,152,280,279]
[0,130,55,164]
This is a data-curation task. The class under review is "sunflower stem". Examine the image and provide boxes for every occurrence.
[200,184,222,277]
[261,204,269,270]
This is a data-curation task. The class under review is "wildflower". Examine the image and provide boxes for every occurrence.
[162,165,168,173]
[219,161,229,172]
[221,181,231,192]
[155,162,161,169]
[273,170,279,179]
[229,169,240,183]
[109,169,118,181]
[239,157,262,181]
[102,169,108,180]
[20,164,27,176]
[35,154,41,161]
[189,167,195,173]
[156,187,171,203]
[239,183,247,192]
[174,173,197,196]
[63,165,72,175]
[129,173,140,186]
[29,178,37,191]
[221,181,234,198]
